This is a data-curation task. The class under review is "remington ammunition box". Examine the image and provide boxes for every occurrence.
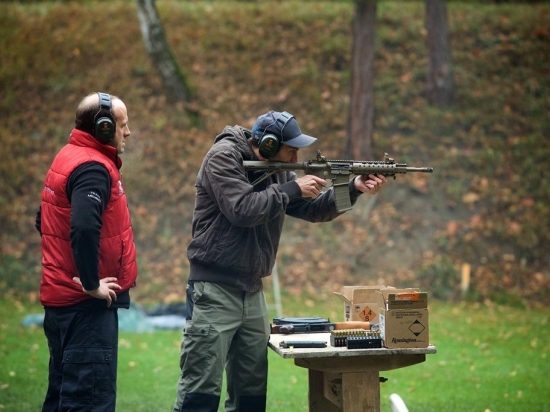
[378,289,429,349]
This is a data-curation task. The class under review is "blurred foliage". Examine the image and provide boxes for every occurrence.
[0,1,549,307]
[1,0,548,4]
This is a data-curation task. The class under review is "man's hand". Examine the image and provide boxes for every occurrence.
[296,175,327,199]
[355,174,387,195]
[72,276,121,308]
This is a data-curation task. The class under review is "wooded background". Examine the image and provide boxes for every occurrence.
[1,1,549,308]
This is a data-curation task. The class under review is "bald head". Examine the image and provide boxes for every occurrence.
[78,93,102,112]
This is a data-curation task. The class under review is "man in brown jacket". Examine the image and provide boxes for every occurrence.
[173,110,386,412]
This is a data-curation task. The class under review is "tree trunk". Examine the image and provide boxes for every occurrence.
[346,0,377,160]
[136,0,192,104]
[425,0,455,107]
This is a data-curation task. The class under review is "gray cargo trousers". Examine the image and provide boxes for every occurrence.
[173,281,270,412]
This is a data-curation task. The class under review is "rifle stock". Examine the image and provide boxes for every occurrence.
[244,150,434,212]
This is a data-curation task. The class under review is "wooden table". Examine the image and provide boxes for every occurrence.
[268,333,437,412]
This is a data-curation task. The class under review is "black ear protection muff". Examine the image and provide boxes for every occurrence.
[257,133,280,159]
[257,111,294,159]
[93,92,116,144]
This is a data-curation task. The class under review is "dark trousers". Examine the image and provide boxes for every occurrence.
[42,306,119,412]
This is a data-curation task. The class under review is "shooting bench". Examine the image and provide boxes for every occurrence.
[268,332,437,412]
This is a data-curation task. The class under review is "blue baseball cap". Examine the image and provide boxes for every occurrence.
[251,111,317,148]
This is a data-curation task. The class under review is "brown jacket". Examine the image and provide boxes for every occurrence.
[186,125,361,292]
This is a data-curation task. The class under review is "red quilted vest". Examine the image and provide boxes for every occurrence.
[39,129,138,307]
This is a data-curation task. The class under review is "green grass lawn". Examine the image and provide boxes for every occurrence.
[1,296,549,411]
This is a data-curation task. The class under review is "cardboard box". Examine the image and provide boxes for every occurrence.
[378,289,429,349]
[333,286,387,323]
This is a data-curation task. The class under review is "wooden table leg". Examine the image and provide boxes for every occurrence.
[341,371,380,412]
[308,369,340,412]
[308,369,381,411]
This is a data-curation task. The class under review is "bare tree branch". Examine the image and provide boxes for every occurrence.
[425,0,455,107]
[136,0,193,104]
[346,0,377,160]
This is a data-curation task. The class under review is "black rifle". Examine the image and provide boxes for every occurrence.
[244,150,434,213]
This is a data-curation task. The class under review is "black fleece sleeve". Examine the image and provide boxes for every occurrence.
[67,162,111,291]
[35,205,42,235]
[280,180,302,200]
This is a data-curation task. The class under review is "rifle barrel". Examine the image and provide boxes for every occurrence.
[243,161,434,174]
[406,167,434,173]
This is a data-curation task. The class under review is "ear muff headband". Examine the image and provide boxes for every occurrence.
[94,92,116,144]
[258,111,294,159]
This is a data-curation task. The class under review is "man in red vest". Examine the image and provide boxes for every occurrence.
[36,92,138,412]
